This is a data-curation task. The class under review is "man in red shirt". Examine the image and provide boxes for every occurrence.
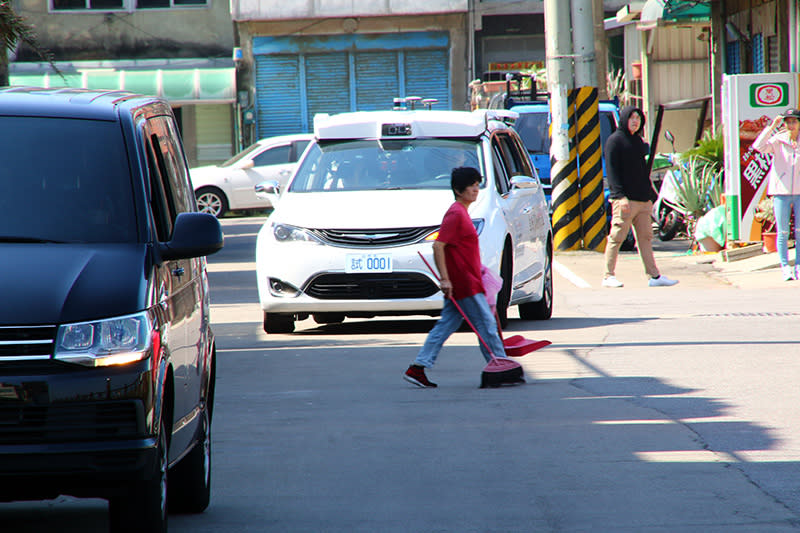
[404,167,511,388]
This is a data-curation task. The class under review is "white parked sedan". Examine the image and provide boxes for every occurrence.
[255,106,552,333]
[190,133,312,217]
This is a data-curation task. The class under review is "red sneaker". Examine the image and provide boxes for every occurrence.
[403,365,438,388]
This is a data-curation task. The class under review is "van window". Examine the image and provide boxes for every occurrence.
[0,117,137,243]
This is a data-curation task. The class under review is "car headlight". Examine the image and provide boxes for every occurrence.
[55,312,153,367]
[272,223,323,244]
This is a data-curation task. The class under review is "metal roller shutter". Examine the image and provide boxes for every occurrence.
[404,49,450,109]
[354,52,398,111]
[306,53,351,122]
[255,55,303,138]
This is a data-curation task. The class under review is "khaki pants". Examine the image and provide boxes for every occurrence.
[604,199,660,279]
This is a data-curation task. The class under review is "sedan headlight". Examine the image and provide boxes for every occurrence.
[55,312,153,367]
[272,223,323,244]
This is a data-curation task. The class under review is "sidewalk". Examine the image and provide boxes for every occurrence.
[553,238,793,290]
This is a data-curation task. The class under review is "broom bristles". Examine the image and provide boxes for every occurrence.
[480,365,525,388]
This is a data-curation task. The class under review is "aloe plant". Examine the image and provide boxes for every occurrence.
[665,155,723,238]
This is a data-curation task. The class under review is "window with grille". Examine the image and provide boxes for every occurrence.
[726,41,741,74]
[752,34,764,73]
[52,0,205,9]
[768,35,780,72]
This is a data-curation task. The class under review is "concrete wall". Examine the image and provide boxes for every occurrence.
[232,0,467,21]
[14,0,234,61]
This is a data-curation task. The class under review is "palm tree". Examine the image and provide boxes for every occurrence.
[0,1,57,86]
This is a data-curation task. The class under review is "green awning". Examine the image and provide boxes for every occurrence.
[10,66,235,103]
[641,0,710,23]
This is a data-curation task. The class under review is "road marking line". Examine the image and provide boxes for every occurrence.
[553,260,591,288]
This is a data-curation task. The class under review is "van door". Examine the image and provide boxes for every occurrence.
[143,115,201,457]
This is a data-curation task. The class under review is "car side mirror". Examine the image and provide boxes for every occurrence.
[510,175,539,190]
[159,212,224,261]
[238,160,255,170]
[255,180,281,205]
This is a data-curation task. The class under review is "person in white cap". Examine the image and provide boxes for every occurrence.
[753,107,800,281]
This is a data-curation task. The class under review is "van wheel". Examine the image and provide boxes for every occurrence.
[263,312,295,334]
[495,247,512,329]
[168,406,211,513]
[519,245,553,320]
[196,187,228,218]
[109,420,168,533]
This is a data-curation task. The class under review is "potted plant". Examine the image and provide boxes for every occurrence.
[755,196,777,252]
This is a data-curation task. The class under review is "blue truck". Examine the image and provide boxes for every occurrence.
[479,72,633,249]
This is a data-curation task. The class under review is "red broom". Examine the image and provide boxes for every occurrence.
[418,252,524,388]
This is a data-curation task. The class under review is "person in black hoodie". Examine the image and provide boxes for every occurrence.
[602,106,678,288]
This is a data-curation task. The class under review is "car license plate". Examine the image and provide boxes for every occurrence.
[345,253,392,273]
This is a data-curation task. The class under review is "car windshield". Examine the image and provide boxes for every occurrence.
[220,142,263,167]
[288,139,484,192]
[515,110,618,155]
[0,117,138,243]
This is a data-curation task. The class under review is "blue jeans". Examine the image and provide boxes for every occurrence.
[414,293,507,368]
[772,195,800,268]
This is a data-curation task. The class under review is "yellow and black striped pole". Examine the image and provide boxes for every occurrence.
[550,90,582,251]
[574,86,607,251]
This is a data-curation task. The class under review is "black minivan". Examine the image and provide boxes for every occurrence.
[0,87,223,532]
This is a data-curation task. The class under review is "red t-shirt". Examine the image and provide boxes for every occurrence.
[437,202,483,300]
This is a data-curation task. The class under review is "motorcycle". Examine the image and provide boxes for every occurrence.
[650,133,687,242]
[653,164,687,241]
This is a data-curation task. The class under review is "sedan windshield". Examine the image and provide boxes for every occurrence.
[0,117,137,243]
[288,139,484,192]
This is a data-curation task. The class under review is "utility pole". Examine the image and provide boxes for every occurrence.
[592,0,608,99]
[572,0,596,88]
[544,0,579,250]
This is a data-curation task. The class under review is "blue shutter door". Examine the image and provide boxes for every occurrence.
[305,53,351,122]
[354,52,398,111]
[255,55,303,138]
[404,49,450,109]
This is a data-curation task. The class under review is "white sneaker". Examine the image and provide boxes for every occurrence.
[602,276,624,288]
[648,275,679,287]
[782,265,795,281]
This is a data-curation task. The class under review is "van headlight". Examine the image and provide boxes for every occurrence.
[273,223,323,244]
[55,312,153,367]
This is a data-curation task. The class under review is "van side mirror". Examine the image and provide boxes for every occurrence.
[159,212,224,260]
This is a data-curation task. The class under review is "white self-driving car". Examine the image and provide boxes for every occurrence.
[255,104,553,333]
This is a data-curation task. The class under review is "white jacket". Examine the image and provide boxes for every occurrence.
[752,125,800,196]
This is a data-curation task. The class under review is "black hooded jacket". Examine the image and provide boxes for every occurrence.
[604,105,656,202]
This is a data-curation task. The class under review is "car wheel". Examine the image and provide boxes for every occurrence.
[168,406,211,513]
[263,312,295,334]
[620,228,637,251]
[312,313,345,324]
[195,187,229,218]
[658,205,681,241]
[108,419,168,533]
[519,244,553,320]
[495,246,513,329]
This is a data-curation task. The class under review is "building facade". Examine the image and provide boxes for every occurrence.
[9,0,237,166]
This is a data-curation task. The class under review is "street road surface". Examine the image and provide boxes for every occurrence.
[3,216,800,532]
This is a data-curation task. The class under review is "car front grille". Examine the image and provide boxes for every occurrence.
[304,273,439,300]
[0,401,144,444]
[0,325,56,360]
[307,226,439,248]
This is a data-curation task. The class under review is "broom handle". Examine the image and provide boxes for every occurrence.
[417,252,498,361]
